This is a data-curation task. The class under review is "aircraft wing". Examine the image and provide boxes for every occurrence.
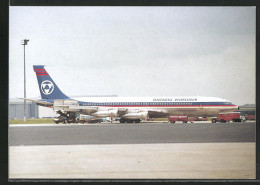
[68,106,98,110]
[17,98,53,106]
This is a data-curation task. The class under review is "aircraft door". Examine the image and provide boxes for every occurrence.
[199,103,203,109]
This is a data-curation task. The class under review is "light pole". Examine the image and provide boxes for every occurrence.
[21,39,29,122]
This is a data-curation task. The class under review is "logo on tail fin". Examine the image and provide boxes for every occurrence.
[41,80,54,95]
[33,65,69,99]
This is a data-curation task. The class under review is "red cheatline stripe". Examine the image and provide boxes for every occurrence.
[36,72,48,75]
[36,74,49,76]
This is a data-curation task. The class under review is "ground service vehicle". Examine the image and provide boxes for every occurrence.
[87,119,102,123]
[54,114,102,124]
[54,115,76,124]
[187,117,208,123]
[77,115,102,123]
[196,117,208,121]
[76,115,89,123]
[240,116,246,122]
[169,115,188,123]
[245,114,255,120]
[211,112,241,123]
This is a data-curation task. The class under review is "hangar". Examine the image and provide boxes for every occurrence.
[9,98,56,119]
[9,99,38,119]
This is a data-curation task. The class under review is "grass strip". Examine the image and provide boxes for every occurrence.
[9,118,54,124]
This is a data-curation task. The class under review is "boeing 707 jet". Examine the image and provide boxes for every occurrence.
[22,65,238,123]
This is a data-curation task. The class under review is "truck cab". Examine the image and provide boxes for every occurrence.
[168,115,188,123]
[212,112,241,123]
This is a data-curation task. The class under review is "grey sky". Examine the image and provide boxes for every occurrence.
[9,6,255,105]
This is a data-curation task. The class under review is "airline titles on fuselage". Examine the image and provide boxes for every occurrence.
[153,98,198,102]
[79,98,200,106]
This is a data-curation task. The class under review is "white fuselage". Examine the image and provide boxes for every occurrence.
[73,96,238,117]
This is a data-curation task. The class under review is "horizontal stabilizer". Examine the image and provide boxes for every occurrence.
[17,97,53,106]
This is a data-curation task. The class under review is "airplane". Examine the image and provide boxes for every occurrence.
[23,65,239,123]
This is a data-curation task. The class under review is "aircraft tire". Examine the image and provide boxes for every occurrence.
[119,119,125,123]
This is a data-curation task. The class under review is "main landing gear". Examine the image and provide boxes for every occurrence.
[54,111,77,124]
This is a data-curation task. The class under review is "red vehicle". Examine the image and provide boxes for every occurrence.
[195,117,208,121]
[185,117,208,123]
[212,112,241,123]
[169,115,188,123]
[245,115,255,120]
[188,117,196,123]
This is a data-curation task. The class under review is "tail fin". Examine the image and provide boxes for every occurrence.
[33,65,69,99]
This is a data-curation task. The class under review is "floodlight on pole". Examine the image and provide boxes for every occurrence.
[21,39,29,122]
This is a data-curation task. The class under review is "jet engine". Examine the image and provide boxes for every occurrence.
[121,112,148,120]
[91,110,118,117]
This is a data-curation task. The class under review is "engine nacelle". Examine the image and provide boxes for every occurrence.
[80,107,99,115]
[121,112,148,120]
[126,109,144,113]
[91,110,118,117]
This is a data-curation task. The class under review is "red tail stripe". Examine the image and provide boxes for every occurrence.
[36,74,49,76]
[36,71,47,74]
[34,69,45,71]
